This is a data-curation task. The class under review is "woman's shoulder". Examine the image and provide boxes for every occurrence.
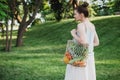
[89,22,96,32]
[77,23,86,32]
[90,22,95,27]
[77,23,84,26]
[77,23,85,28]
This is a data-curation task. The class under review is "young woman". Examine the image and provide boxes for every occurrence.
[64,2,99,80]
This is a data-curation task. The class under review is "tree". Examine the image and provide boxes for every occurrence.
[0,0,13,51]
[49,0,63,21]
[0,0,7,46]
[7,0,15,51]
[7,0,42,47]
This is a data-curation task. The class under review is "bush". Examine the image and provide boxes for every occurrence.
[113,0,120,12]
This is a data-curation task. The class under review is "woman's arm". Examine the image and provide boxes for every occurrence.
[71,23,87,44]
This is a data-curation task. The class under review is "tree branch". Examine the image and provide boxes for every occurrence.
[21,0,29,24]
[26,0,42,26]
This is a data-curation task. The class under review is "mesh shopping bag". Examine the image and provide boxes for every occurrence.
[64,40,88,67]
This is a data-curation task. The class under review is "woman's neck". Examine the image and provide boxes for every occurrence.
[81,18,89,23]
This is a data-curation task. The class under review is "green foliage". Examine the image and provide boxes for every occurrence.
[50,0,63,21]
[32,19,42,25]
[61,0,73,18]
[0,15,120,80]
[88,6,97,17]
[0,0,10,20]
[91,0,115,16]
[113,0,120,12]
[45,13,55,20]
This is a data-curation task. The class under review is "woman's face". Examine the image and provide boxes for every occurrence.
[74,10,82,21]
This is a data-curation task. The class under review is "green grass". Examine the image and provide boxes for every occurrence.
[0,15,120,80]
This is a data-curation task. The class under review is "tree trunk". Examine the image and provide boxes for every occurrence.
[15,0,42,47]
[16,23,26,47]
[8,18,14,51]
[0,23,5,48]
[5,20,9,51]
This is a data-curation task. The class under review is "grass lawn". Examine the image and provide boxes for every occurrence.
[0,15,120,80]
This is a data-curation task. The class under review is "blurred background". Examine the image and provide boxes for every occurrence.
[0,0,120,80]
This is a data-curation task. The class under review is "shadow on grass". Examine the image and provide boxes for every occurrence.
[0,64,65,80]
[96,62,120,80]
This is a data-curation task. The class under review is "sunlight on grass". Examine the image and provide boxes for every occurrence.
[96,60,120,64]
[90,15,120,21]
[24,44,65,50]
[0,35,17,39]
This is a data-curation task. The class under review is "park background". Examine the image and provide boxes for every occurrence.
[0,0,120,80]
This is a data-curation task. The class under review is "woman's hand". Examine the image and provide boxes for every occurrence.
[71,29,76,37]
